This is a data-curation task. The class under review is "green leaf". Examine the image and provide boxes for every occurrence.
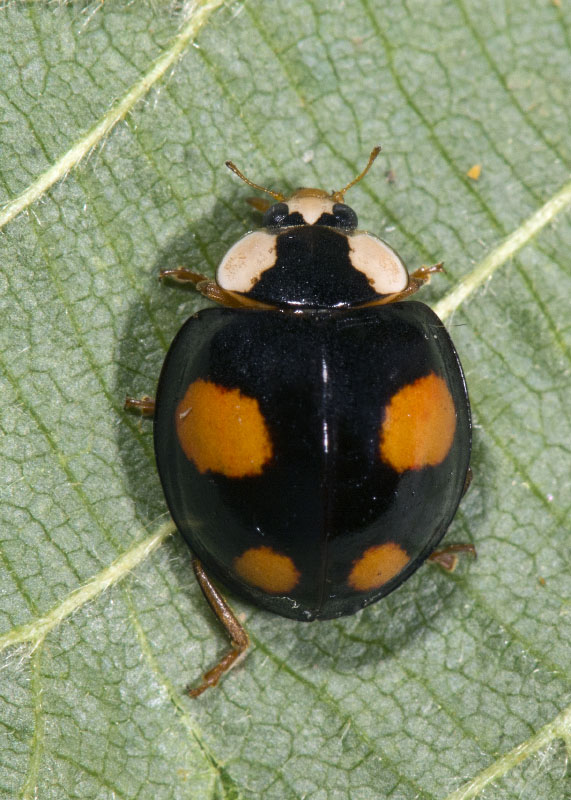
[1,1,570,798]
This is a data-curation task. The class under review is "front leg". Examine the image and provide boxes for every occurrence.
[388,262,445,303]
[159,267,273,309]
[159,267,210,286]
[361,263,446,307]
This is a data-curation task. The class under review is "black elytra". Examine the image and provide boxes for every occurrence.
[134,148,472,694]
[155,303,470,621]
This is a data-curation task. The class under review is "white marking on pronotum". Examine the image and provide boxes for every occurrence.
[348,233,408,294]
[217,231,277,292]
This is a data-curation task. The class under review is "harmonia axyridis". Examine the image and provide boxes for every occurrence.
[126,148,473,696]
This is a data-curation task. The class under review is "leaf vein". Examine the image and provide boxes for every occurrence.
[0,522,174,652]
[433,177,571,321]
[124,585,245,800]
[251,634,440,800]
[0,0,228,230]
[443,703,571,800]
[18,645,45,800]
[455,0,571,172]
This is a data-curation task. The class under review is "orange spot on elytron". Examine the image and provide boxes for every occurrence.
[234,546,300,594]
[379,373,456,472]
[348,542,410,592]
[176,379,273,477]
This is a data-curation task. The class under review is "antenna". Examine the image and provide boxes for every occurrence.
[331,146,382,202]
[225,161,285,201]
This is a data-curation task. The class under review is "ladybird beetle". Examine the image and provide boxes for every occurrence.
[126,148,473,697]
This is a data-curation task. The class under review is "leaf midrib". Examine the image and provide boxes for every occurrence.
[2,3,571,798]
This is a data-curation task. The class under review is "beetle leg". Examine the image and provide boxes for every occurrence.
[159,267,237,301]
[159,266,240,304]
[357,263,445,307]
[159,267,210,285]
[159,268,274,309]
[187,557,250,698]
[194,281,274,308]
[124,396,155,417]
[410,262,446,282]
[391,262,445,302]
[428,543,477,572]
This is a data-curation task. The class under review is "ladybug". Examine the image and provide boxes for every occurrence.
[126,147,474,697]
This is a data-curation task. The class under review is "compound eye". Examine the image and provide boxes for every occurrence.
[332,203,358,229]
[263,202,290,229]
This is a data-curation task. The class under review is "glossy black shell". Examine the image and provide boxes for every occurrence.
[154,301,471,620]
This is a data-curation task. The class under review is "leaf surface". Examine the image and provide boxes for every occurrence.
[0,1,570,798]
